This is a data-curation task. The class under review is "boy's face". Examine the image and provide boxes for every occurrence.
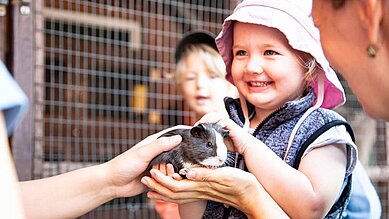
[231,22,306,113]
[181,52,232,117]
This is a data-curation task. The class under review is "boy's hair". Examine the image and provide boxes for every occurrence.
[175,44,226,86]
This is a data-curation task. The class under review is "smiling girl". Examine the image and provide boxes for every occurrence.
[179,1,358,218]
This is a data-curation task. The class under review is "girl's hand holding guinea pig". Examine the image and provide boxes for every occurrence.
[195,112,259,156]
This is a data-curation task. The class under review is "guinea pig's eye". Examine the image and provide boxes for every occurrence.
[207,142,213,148]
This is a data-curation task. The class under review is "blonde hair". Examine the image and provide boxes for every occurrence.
[175,44,227,86]
[295,51,321,90]
[303,58,319,82]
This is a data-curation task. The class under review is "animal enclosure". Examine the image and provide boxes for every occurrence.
[4,0,389,218]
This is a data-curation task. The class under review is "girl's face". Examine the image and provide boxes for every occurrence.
[231,22,306,115]
[181,52,232,117]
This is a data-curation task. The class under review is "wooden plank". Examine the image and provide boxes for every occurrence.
[32,0,45,179]
[10,0,36,180]
[0,16,5,61]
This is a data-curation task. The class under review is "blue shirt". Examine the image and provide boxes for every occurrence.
[0,61,28,135]
[345,161,382,219]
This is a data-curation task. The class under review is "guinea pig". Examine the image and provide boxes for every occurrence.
[147,123,230,177]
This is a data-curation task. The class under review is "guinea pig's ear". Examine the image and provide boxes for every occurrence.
[190,123,206,137]
[222,129,229,138]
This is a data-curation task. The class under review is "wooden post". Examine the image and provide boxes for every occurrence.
[10,0,36,181]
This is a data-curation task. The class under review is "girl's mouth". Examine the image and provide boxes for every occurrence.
[249,81,272,87]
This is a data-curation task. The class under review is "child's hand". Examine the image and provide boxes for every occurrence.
[195,112,255,155]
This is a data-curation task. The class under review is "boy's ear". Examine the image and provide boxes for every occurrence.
[358,0,383,45]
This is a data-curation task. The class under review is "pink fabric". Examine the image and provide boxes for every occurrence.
[216,0,345,109]
[155,200,181,219]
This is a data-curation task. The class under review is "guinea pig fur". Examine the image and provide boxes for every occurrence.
[147,123,229,177]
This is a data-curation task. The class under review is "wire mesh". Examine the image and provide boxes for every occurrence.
[34,1,237,218]
[31,0,389,218]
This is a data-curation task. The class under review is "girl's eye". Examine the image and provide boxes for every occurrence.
[235,50,247,56]
[207,142,213,148]
[264,50,279,56]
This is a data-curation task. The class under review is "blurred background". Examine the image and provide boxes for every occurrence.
[0,1,388,218]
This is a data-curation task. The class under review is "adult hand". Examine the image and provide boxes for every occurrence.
[18,126,185,219]
[141,166,288,218]
[104,126,187,198]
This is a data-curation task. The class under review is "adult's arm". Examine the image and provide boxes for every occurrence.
[0,112,26,218]
[20,127,183,219]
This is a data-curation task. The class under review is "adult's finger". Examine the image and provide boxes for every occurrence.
[141,175,200,203]
[156,163,168,175]
[147,191,199,204]
[150,169,200,191]
[166,163,182,179]
[137,125,190,147]
[161,125,192,133]
[137,135,182,161]
[186,167,236,182]
[141,175,176,196]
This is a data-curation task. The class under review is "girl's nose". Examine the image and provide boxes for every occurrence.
[246,57,264,75]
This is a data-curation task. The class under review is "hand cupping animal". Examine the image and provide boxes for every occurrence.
[147,123,230,177]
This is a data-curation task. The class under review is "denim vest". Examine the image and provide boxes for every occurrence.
[202,90,353,219]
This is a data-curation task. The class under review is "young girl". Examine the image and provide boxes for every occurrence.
[154,31,237,219]
[178,0,357,218]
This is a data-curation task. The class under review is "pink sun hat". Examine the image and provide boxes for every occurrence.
[215,0,345,109]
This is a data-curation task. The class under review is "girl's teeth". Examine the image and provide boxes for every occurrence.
[250,81,270,87]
